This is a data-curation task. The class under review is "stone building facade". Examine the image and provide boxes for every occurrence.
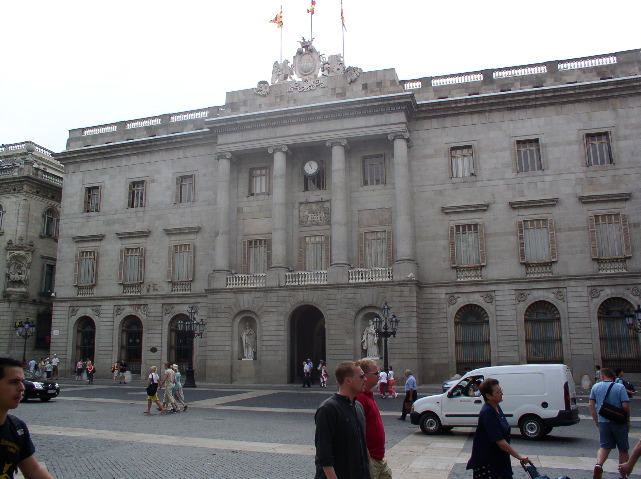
[0,142,63,361]
[52,46,641,384]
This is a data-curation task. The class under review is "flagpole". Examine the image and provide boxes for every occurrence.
[280,4,283,63]
[341,0,346,63]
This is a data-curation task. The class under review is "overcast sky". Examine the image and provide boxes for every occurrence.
[2,0,639,153]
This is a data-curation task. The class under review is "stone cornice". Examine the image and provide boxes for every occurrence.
[115,230,152,239]
[442,203,490,214]
[578,192,631,203]
[509,198,559,209]
[415,75,641,119]
[0,176,62,202]
[163,226,201,235]
[72,234,105,243]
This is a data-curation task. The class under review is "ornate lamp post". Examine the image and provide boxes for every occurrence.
[177,306,206,388]
[625,304,641,332]
[372,302,400,372]
[14,319,36,364]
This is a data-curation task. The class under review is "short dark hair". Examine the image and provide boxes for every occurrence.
[0,358,23,380]
[615,368,623,376]
[601,368,615,380]
[479,378,499,402]
[335,361,357,385]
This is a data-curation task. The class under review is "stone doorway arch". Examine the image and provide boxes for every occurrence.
[289,305,325,383]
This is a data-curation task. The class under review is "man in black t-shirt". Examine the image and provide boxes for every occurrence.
[0,357,53,478]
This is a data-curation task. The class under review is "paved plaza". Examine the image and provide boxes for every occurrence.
[12,379,641,478]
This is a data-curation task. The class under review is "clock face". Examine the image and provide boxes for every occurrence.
[303,160,319,177]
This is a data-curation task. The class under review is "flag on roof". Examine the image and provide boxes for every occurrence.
[269,11,283,28]
[307,0,316,15]
[341,4,346,30]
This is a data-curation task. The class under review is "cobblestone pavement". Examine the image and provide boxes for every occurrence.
[12,380,641,478]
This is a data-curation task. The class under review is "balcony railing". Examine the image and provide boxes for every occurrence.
[123,284,142,295]
[285,271,327,286]
[348,268,393,283]
[77,286,94,296]
[226,274,266,288]
[171,281,192,293]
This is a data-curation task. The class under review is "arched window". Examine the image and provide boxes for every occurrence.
[454,304,490,374]
[168,315,192,368]
[598,298,641,372]
[42,207,59,238]
[524,301,562,363]
[120,316,143,374]
[75,316,96,364]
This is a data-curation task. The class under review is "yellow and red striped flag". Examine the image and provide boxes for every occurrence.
[269,11,283,28]
[307,0,316,15]
[341,4,346,30]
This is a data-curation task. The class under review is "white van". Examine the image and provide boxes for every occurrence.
[409,364,579,440]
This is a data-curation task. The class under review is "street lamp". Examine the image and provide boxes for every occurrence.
[372,302,400,372]
[176,306,206,388]
[625,304,641,332]
[14,319,36,364]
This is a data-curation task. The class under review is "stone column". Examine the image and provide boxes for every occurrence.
[326,139,349,283]
[211,152,232,289]
[16,198,29,245]
[268,146,288,285]
[388,133,417,279]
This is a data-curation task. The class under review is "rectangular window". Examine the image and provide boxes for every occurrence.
[249,167,269,196]
[516,139,542,172]
[128,180,146,208]
[304,235,327,271]
[170,243,194,281]
[363,231,389,268]
[76,250,96,286]
[175,175,195,203]
[362,155,385,186]
[450,223,486,267]
[42,209,59,238]
[590,213,631,259]
[585,132,613,166]
[450,146,475,178]
[519,219,554,263]
[43,263,55,293]
[84,186,101,213]
[247,239,268,274]
[120,247,145,284]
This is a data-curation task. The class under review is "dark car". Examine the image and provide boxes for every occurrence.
[22,370,60,402]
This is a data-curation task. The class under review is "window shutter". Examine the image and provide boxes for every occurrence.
[298,236,305,271]
[266,239,272,270]
[324,234,330,270]
[588,215,599,258]
[92,251,98,284]
[359,232,365,268]
[73,252,79,286]
[548,218,558,262]
[128,182,133,208]
[478,223,486,265]
[175,177,181,203]
[141,181,146,207]
[118,248,124,284]
[622,213,632,257]
[242,240,248,274]
[139,247,145,283]
[517,220,526,263]
[188,243,195,281]
[449,225,457,267]
[97,187,101,212]
[167,245,174,281]
[386,230,393,267]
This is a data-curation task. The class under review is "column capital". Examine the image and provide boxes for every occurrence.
[215,152,234,161]
[325,139,348,148]
[267,145,289,154]
[388,132,412,147]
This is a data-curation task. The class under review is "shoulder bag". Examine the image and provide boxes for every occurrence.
[598,382,628,424]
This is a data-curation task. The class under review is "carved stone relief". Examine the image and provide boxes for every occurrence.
[299,201,331,227]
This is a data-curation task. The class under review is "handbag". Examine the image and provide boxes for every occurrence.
[146,382,158,396]
[598,382,628,424]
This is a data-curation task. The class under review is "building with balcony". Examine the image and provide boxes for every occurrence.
[0,142,63,361]
[52,46,641,383]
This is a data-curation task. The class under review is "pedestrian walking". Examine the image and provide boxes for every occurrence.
[144,366,164,415]
[160,362,179,412]
[50,354,59,379]
[86,360,95,384]
[111,361,119,384]
[118,359,128,384]
[320,363,328,388]
[378,368,388,398]
[303,360,312,388]
[589,367,630,479]
[398,369,417,420]
[75,360,84,381]
[466,378,529,479]
[44,359,53,380]
[172,364,187,411]
[387,366,397,398]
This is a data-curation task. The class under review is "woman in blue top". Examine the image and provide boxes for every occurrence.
[467,378,529,479]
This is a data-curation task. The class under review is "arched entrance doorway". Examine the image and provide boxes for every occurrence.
[75,316,96,364]
[120,315,143,374]
[289,305,325,383]
[597,297,641,372]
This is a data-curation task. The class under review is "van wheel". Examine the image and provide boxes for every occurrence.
[419,413,442,435]
[519,416,545,440]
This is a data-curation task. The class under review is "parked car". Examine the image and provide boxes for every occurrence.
[22,370,60,402]
[411,364,579,440]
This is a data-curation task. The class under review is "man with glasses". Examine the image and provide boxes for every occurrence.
[356,359,393,479]
[314,361,371,479]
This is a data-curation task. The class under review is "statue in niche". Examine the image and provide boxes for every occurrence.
[241,322,256,360]
[361,320,379,358]
[7,261,27,285]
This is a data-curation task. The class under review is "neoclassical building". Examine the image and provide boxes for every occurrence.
[51,45,641,384]
[0,142,63,361]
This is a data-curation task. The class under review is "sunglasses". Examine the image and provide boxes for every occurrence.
[366,371,380,376]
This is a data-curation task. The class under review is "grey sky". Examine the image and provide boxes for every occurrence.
[1,0,639,153]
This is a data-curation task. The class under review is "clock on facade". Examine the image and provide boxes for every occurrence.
[303,160,320,177]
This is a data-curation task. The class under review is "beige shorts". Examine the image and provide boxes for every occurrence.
[369,456,392,479]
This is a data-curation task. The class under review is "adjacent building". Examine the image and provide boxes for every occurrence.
[51,46,641,383]
[0,142,63,361]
